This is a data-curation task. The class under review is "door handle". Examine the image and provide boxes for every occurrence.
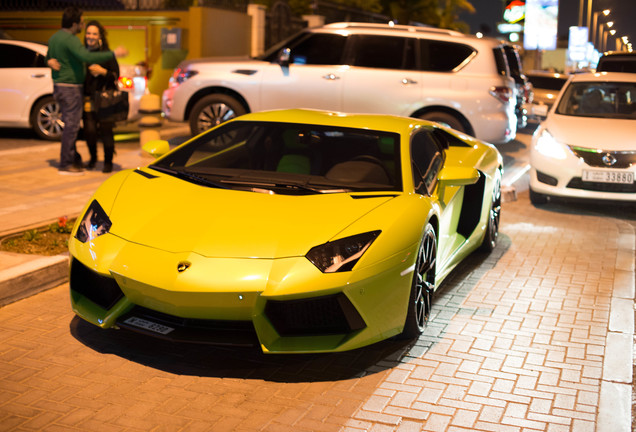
[402,78,417,85]
[322,73,340,80]
[31,74,46,78]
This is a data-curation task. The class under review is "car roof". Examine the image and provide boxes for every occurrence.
[234,108,431,134]
[319,22,504,47]
[568,71,636,83]
[0,39,47,55]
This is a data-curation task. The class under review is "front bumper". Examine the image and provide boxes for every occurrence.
[69,234,415,353]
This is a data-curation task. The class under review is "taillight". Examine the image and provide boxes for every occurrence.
[489,86,514,104]
[118,76,134,90]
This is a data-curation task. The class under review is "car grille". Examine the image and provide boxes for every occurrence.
[70,258,124,310]
[265,293,366,336]
[567,178,636,193]
[116,306,260,346]
[568,147,636,169]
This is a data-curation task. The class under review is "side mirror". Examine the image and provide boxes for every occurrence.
[437,166,480,201]
[278,48,290,68]
[142,139,170,158]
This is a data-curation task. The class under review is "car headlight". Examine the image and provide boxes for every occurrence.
[75,200,112,243]
[533,128,567,160]
[169,68,198,88]
[306,231,380,273]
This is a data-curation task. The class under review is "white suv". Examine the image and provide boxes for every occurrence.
[162,22,519,144]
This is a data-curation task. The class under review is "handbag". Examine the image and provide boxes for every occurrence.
[94,88,129,123]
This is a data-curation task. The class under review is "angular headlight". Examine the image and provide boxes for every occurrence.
[75,200,112,243]
[306,231,380,273]
[534,128,567,160]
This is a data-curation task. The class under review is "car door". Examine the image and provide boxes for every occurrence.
[259,32,347,112]
[342,34,422,116]
[410,129,464,269]
[0,43,51,124]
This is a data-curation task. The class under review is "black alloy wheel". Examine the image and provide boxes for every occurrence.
[479,174,502,252]
[189,94,246,136]
[400,223,436,338]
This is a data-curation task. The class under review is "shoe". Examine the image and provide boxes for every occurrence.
[85,160,96,170]
[58,165,85,176]
[102,162,113,173]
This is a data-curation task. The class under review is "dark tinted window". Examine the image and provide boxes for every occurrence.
[0,44,45,68]
[421,40,474,72]
[411,130,445,194]
[493,47,509,77]
[527,75,567,91]
[596,56,636,73]
[289,33,346,65]
[503,45,522,78]
[349,35,415,70]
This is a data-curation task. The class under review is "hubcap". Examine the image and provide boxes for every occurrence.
[38,102,63,138]
[197,103,236,133]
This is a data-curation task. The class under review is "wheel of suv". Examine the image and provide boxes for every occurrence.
[31,96,63,141]
[418,111,465,133]
[189,94,246,136]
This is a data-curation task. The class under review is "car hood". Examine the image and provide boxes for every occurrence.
[108,170,395,259]
[546,114,636,151]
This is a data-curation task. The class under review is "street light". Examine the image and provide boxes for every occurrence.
[591,9,610,49]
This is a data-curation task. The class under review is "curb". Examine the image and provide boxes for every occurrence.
[0,254,69,307]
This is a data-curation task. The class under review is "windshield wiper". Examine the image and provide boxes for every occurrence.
[149,165,230,189]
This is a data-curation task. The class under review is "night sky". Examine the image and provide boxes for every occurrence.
[461,0,634,49]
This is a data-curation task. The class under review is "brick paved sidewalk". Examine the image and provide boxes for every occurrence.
[344,194,635,432]
[0,192,633,431]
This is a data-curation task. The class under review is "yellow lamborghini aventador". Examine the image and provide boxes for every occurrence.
[69,109,502,353]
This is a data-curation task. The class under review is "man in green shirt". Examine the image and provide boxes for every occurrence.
[47,6,126,175]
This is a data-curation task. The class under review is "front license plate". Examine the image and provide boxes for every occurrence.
[124,317,174,335]
[582,170,634,184]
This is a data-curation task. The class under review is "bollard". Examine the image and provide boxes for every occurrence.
[138,93,162,150]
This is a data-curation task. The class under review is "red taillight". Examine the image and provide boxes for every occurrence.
[118,76,134,90]
[489,86,514,104]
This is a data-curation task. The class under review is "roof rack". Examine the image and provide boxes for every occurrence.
[323,22,465,37]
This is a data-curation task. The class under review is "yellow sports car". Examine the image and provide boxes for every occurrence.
[69,109,502,353]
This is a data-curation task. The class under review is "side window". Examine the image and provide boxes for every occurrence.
[349,35,415,70]
[0,44,42,68]
[289,33,347,65]
[411,130,445,195]
[420,40,475,72]
[493,47,509,77]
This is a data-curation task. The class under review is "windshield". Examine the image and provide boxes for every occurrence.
[555,81,636,119]
[150,121,402,195]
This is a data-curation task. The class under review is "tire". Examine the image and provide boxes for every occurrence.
[418,111,465,133]
[529,187,548,206]
[189,94,246,136]
[400,223,436,339]
[30,96,63,141]
[479,175,502,253]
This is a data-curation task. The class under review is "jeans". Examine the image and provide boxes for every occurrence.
[83,110,115,164]
[53,84,83,168]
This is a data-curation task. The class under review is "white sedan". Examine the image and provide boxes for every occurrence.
[0,39,147,141]
[529,72,636,204]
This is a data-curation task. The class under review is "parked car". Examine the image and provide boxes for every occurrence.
[0,39,61,140]
[526,70,569,120]
[502,44,532,129]
[596,51,636,73]
[163,22,519,144]
[68,109,503,353]
[0,39,147,141]
[529,72,636,205]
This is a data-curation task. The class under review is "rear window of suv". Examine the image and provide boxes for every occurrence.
[421,40,474,72]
